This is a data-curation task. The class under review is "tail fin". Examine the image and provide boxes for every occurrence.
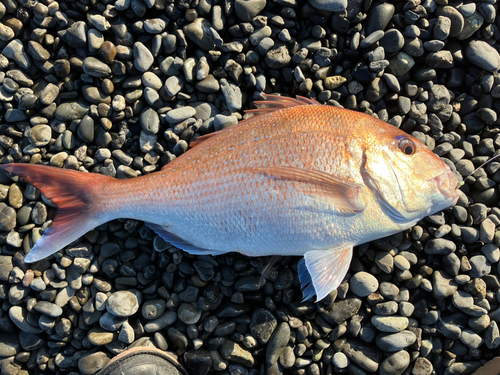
[0,163,114,263]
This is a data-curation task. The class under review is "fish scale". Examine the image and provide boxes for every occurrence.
[0,95,460,301]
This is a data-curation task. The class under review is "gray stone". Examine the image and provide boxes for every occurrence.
[78,352,110,375]
[3,39,30,69]
[342,340,380,372]
[165,76,182,97]
[220,78,242,112]
[332,352,349,369]
[412,357,433,375]
[235,0,267,21]
[144,311,177,332]
[140,107,160,134]
[469,255,491,278]
[39,83,59,105]
[183,18,215,51]
[82,57,111,77]
[34,301,63,317]
[142,299,165,320]
[376,331,416,352]
[466,40,500,72]
[106,291,139,317]
[379,350,410,375]
[484,321,500,349]
[460,328,483,349]
[178,303,202,324]
[66,21,87,48]
[371,316,409,333]
[166,107,196,124]
[9,306,43,333]
[55,100,89,121]
[266,322,290,365]
[133,42,154,72]
[365,2,395,35]
[432,270,458,299]
[350,272,379,297]
[387,52,414,76]
[0,333,20,357]
[250,309,277,344]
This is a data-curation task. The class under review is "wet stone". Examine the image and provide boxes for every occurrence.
[322,298,362,324]
[184,349,212,375]
[250,309,277,344]
[178,303,202,324]
[366,2,395,35]
[142,299,165,320]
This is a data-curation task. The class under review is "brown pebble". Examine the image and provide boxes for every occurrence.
[99,41,117,64]
[472,357,500,375]
[102,79,114,95]
[23,269,34,287]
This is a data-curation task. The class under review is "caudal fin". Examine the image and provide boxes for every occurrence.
[0,163,113,263]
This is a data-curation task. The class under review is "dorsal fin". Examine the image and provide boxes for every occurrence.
[187,95,321,152]
[246,94,321,117]
[189,133,216,149]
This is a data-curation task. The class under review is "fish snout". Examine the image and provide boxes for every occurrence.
[434,169,460,204]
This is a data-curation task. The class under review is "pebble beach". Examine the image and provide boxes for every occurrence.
[0,0,500,374]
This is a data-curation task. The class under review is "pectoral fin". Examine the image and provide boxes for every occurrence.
[298,247,353,302]
[144,222,228,256]
[244,166,365,213]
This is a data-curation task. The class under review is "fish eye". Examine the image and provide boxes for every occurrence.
[398,138,416,156]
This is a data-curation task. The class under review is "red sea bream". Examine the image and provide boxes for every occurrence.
[0,95,460,301]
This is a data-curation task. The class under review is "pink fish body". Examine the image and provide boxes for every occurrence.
[0,95,460,301]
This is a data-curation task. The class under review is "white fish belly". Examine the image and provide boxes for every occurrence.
[133,174,403,257]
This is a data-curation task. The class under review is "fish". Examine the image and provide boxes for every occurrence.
[0,95,460,301]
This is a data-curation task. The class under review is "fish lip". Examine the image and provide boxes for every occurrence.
[433,169,460,203]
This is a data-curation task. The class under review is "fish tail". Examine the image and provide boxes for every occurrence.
[0,163,114,263]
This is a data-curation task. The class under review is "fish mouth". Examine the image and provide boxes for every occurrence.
[433,169,460,203]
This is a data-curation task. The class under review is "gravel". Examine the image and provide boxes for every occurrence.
[0,0,498,374]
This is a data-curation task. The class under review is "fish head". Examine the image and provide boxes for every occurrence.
[361,126,460,226]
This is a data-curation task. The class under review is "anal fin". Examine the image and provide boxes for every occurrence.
[144,222,228,256]
[298,247,353,302]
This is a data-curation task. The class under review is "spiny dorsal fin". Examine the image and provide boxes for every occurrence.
[189,133,216,149]
[187,95,321,152]
[246,94,321,117]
